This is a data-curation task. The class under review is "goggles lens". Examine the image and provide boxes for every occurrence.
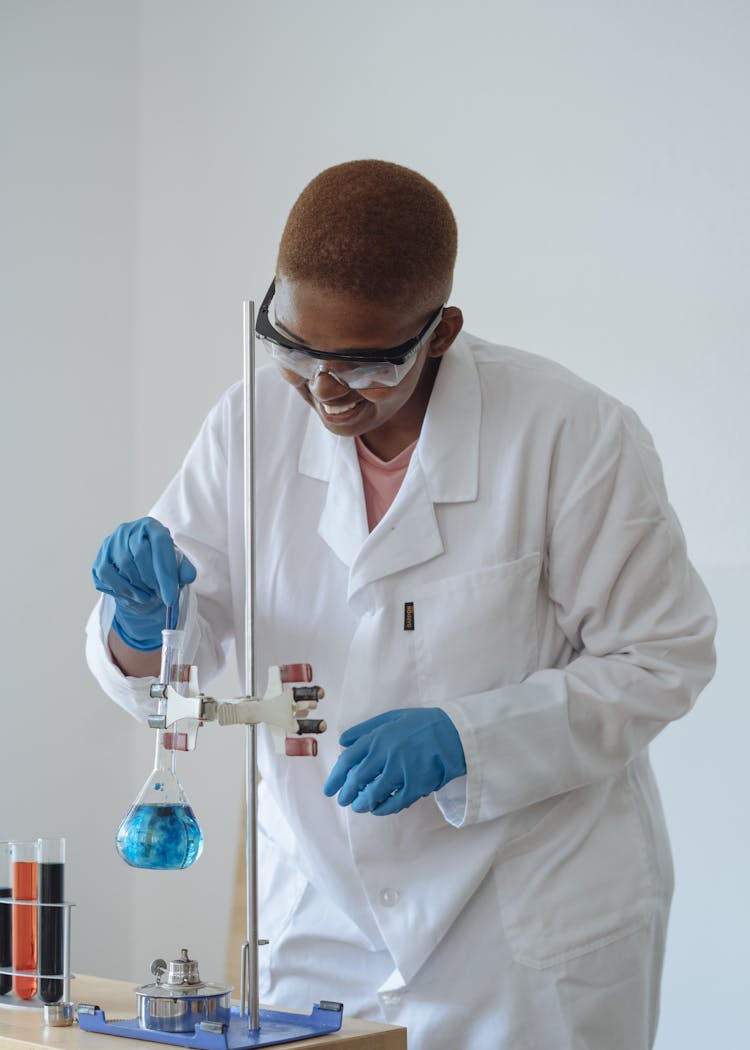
[261,340,421,389]
[260,304,444,390]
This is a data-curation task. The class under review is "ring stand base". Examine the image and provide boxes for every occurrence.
[77,1003,344,1049]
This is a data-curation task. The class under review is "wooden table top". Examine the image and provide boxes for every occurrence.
[0,976,406,1050]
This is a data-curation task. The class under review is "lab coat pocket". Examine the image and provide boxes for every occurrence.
[414,553,540,704]
[493,775,657,969]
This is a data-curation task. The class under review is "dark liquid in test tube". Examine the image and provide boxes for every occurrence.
[0,887,11,995]
[39,863,64,1003]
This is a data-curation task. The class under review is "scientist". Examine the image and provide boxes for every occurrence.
[87,160,716,1050]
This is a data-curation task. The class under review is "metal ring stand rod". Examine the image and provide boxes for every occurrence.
[241,301,260,1032]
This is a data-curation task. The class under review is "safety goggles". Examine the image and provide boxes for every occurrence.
[255,280,444,390]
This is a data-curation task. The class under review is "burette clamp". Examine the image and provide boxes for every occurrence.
[149,661,327,755]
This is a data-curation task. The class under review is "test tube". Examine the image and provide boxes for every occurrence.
[10,840,38,1000]
[0,843,11,995]
[38,838,65,1004]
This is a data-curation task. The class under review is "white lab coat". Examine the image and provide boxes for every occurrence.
[87,333,716,1050]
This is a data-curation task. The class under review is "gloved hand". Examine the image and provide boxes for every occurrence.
[323,708,466,816]
[92,517,196,651]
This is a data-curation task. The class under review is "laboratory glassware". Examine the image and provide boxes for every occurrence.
[116,630,203,870]
[0,843,11,996]
[10,841,37,1000]
[38,838,65,1004]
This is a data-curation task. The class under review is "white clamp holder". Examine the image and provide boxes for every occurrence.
[149,663,326,754]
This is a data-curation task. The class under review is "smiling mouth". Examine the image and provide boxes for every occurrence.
[319,399,361,417]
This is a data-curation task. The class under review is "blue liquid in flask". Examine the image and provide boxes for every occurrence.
[116,803,203,870]
[117,628,204,870]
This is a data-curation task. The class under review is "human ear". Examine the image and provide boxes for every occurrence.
[428,306,464,358]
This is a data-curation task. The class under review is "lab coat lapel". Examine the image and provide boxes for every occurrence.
[348,339,482,598]
[348,455,444,597]
[298,410,370,569]
[297,338,481,597]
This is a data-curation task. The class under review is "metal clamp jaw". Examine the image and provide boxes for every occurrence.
[149,662,326,754]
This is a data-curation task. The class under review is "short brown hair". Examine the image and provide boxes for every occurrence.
[277,160,457,311]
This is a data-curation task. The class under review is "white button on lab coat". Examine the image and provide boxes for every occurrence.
[87,333,716,1049]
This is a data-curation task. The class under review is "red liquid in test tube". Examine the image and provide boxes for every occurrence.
[11,842,37,1000]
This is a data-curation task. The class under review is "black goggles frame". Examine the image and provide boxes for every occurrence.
[255,280,444,365]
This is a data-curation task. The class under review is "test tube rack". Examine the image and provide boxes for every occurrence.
[0,890,74,1021]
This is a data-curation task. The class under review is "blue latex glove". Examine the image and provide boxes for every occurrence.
[92,517,196,651]
[323,708,467,816]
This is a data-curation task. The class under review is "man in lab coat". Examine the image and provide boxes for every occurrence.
[88,160,716,1049]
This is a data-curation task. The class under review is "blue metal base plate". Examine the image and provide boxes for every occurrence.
[77,1003,344,1048]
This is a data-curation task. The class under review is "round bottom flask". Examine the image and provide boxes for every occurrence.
[115,766,202,870]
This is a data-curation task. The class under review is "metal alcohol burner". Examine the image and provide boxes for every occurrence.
[135,951,232,1034]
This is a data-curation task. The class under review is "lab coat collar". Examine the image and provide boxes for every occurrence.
[416,334,480,505]
[298,336,481,595]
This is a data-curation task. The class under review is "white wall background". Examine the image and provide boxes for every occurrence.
[1,2,747,1047]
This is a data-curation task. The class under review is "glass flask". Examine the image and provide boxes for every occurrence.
[116,631,204,870]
